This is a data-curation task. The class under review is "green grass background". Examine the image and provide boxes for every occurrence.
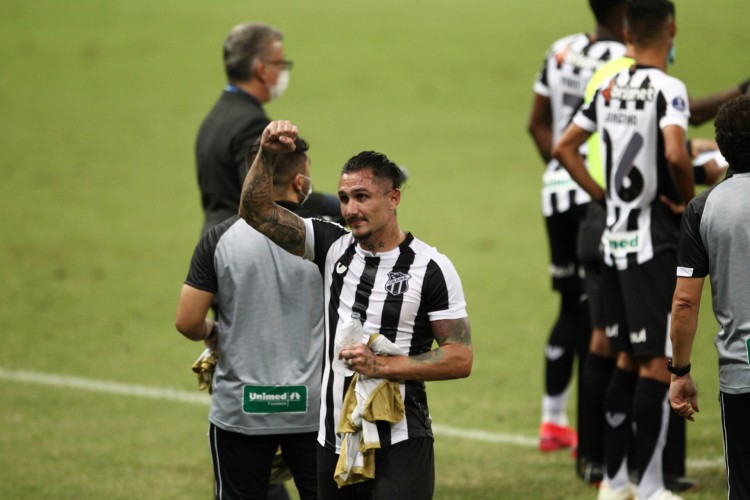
[1,0,747,498]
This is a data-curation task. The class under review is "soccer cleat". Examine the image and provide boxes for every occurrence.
[596,481,637,500]
[576,457,604,486]
[663,475,698,493]
[539,422,578,452]
[652,489,684,500]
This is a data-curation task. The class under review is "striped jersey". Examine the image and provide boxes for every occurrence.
[302,218,468,452]
[574,65,690,270]
[534,33,626,216]
[676,173,750,394]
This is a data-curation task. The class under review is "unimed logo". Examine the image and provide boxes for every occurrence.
[606,230,642,257]
[243,385,307,414]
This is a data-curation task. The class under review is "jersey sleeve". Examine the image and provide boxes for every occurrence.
[573,89,599,133]
[303,217,349,267]
[532,50,551,97]
[185,228,221,293]
[659,79,690,131]
[676,193,709,278]
[422,255,468,321]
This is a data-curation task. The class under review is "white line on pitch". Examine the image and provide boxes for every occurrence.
[0,367,724,470]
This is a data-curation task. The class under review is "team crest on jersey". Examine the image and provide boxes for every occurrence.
[385,271,411,296]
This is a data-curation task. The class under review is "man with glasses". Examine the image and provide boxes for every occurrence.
[196,23,290,235]
[195,22,339,236]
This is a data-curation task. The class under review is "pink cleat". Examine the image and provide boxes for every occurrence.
[539,422,578,452]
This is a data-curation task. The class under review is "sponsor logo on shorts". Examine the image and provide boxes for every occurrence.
[605,324,619,338]
[605,412,627,428]
[629,328,647,344]
[545,345,565,361]
[549,263,576,279]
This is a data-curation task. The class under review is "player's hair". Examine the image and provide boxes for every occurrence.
[715,95,750,173]
[341,151,406,191]
[245,137,310,188]
[589,0,626,24]
[625,0,674,45]
[223,23,283,82]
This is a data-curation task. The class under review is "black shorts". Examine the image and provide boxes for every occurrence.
[720,391,750,499]
[602,252,676,359]
[208,423,317,500]
[544,204,587,293]
[317,438,435,500]
[577,202,606,329]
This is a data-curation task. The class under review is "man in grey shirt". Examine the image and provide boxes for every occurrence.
[177,136,323,499]
[669,95,750,499]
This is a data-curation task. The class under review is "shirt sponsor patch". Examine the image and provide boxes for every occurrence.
[603,229,643,258]
[243,385,307,414]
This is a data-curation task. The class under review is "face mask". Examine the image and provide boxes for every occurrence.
[298,174,313,205]
[269,69,290,100]
[668,40,676,66]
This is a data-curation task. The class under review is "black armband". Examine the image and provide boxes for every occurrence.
[739,79,750,95]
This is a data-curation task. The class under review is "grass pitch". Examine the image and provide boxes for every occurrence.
[1,0,746,498]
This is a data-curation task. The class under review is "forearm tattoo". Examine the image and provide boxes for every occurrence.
[240,151,306,255]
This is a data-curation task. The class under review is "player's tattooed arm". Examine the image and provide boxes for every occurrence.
[357,317,473,381]
[239,122,306,256]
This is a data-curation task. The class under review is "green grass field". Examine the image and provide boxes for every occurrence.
[1,0,747,498]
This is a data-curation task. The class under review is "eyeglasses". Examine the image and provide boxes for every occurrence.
[265,59,293,70]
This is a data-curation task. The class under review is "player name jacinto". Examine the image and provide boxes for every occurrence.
[605,112,638,125]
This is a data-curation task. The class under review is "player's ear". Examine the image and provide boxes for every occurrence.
[389,188,401,210]
[623,27,633,45]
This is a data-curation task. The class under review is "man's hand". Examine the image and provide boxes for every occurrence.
[669,374,699,422]
[260,120,298,155]
[659,194,686,215]
[340,343,386,379]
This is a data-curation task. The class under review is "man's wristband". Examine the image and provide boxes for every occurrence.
[667,359,691,377]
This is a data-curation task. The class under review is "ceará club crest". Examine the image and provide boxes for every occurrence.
[385,271,411,296]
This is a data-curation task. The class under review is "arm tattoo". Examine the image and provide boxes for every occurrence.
[432,317,472,347]
[240,150,306,256]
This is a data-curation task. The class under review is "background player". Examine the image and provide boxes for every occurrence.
[527,0,627,465]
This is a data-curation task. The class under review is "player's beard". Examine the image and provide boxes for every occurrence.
[352,229,372,243]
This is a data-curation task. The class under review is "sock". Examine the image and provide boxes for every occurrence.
[542,390,570,426]
[662,409,686,478]
[633,377,671,499]
[603,368,638,488]
[543,292,585,423]
[580,353,615,464]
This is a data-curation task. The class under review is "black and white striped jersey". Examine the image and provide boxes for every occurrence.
[302,218,468,453]
[574,65,691,270]
[534,33,626,216]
